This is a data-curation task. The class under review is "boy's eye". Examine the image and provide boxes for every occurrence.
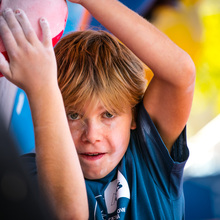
[103,111,114,119]
[68,112,80,120]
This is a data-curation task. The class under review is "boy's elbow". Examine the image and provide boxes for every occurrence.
[179,53,196,89]
[187,54,196,83]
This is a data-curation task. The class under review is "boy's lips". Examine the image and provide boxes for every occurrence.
[79,152,105,161]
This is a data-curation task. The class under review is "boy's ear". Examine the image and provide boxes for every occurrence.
[130,120,136,130]
[130,116,136,130]
[130,107,136,130]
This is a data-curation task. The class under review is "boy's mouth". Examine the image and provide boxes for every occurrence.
[80,152,105,160]
[86,153,99,156]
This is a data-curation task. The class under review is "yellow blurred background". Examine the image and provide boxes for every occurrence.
[148,0,220,137]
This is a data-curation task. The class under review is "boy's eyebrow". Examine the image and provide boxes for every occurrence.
[66,107,78,112]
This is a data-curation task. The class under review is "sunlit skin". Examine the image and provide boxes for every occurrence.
[67,100,136,180]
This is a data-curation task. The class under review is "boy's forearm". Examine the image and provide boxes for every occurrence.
[80,0,195,86]
[28,86,88,220]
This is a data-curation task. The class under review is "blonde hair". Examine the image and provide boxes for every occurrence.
[55,30,146,115]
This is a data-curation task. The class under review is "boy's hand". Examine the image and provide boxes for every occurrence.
[0,8,57,96]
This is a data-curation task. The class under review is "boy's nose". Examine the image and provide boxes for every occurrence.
[81,120,102,144]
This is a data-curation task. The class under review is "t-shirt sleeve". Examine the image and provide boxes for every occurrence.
[134,101,189,198]
[20,153,39,192]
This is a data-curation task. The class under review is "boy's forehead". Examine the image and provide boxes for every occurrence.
[0,0,68,52]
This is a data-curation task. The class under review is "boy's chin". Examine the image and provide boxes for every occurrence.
[83,168,112,180]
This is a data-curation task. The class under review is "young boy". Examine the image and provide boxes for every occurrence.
[0,0,195,219]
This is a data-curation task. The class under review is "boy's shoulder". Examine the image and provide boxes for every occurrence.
[134,101,189,163]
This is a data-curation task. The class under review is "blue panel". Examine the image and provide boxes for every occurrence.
[63,2,84,35]
[119,0,155,13]
[184,181,213,219]
[89,0,155,30]
[9,89,35,154]
[184,174,220,219]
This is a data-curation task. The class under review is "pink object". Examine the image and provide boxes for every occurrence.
[0,0,68,77]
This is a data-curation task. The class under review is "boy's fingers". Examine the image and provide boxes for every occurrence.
[2,8,51,48]
[2,8,26,46]
[0,15,17,54]
[39,18,52,47]
[14,9,38,45]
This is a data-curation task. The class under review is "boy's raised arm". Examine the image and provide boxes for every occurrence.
[0,9,88,219]
[70,0,196,151]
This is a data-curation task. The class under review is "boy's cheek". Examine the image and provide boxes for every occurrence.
[69,126,84,145]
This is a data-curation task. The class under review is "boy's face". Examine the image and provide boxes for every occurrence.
[67,100,136,180]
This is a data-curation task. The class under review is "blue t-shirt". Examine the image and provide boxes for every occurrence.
[21,102,189,220]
